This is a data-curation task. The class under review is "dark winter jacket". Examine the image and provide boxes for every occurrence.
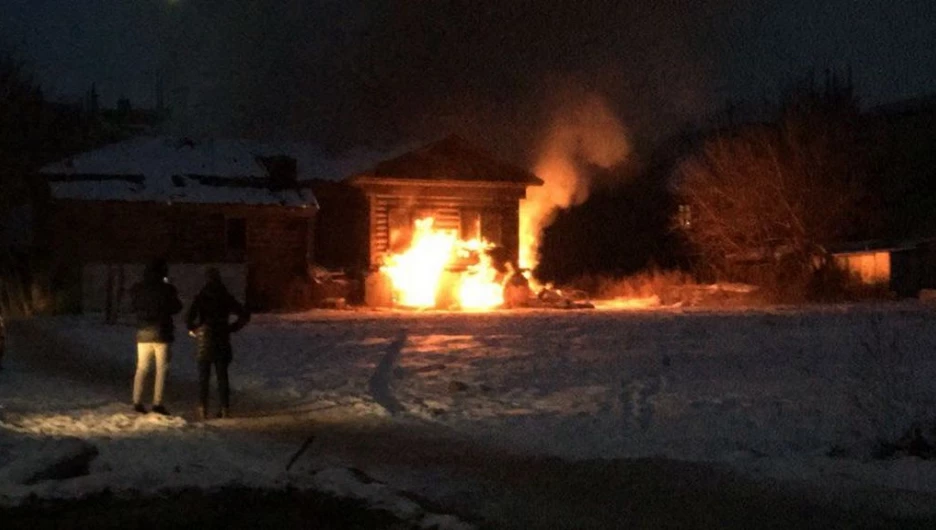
[130,260,183,343]
[185,278,249,363]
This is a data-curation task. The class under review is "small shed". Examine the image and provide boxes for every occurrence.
[344,135,543,269]
[832,248,893,285]
[38,136,319,312]
[830,239,936,298]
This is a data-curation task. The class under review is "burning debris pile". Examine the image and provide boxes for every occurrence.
[380,217,502,310]
[369,217,592,311]
[308,266,356,309]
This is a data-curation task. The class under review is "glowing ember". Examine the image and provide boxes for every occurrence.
[591,295,661,310]
[381,217,504,310]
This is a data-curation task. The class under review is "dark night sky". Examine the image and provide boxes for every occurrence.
[3,0,935,160]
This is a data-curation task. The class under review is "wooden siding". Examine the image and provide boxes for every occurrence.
[82,262,248,316]
[307,181,369,270]
[244,214,311,309]
[833,251,891,284]
[366,190,522,267]
[44,199,315,310]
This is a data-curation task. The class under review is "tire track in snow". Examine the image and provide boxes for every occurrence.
[367,330,407,415]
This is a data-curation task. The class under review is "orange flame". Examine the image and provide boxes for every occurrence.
[381,218,504,310]
[457,243,504,309]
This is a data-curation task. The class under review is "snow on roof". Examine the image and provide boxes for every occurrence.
[47,176,314,208]
[828,238,935,255]
[288,142,406,183]
[39,137,391,207]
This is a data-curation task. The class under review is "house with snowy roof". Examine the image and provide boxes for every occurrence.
[37,136,333,312]
[37,134,542,312]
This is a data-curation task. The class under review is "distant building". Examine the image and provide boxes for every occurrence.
[38,136,321,312]
[829,239,936,298]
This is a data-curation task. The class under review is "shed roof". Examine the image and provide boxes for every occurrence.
[828,238,935,255]
[346,135,543,186]
[39,136,335,208]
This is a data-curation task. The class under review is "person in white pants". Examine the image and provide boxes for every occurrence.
[133,342,170,410]
[129,258,182,415]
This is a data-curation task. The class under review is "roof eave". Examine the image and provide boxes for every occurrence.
[346,175,542,188]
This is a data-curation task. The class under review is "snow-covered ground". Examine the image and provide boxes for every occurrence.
[3,301,936,522]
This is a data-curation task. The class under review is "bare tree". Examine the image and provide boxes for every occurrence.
[675,86,869,297]
[0,53,45,210]
[0,53,42,315]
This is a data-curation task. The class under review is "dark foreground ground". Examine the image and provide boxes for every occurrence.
[231,415,936,530]
[4,457,935,530]
[1,487,424,530]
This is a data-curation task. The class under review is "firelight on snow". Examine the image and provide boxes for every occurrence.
[380,218,504,310]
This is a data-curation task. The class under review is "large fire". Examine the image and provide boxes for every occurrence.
[381,93,629,310]
[381,217,505,310]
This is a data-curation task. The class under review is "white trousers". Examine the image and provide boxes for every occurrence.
[133,342,171,405]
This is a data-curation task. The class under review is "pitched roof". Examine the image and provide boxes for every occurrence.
[346,135,543,186]
[40,136,322,207]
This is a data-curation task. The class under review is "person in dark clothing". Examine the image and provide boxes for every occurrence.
[130,258,183,415]
[186,267,249,420]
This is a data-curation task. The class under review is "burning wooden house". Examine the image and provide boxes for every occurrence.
[334,135,543,309]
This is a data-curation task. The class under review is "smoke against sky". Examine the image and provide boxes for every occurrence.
[534,91,632,204]
[520,89,630,269]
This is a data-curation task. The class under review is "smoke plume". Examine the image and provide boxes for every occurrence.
[520,93,631,270]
